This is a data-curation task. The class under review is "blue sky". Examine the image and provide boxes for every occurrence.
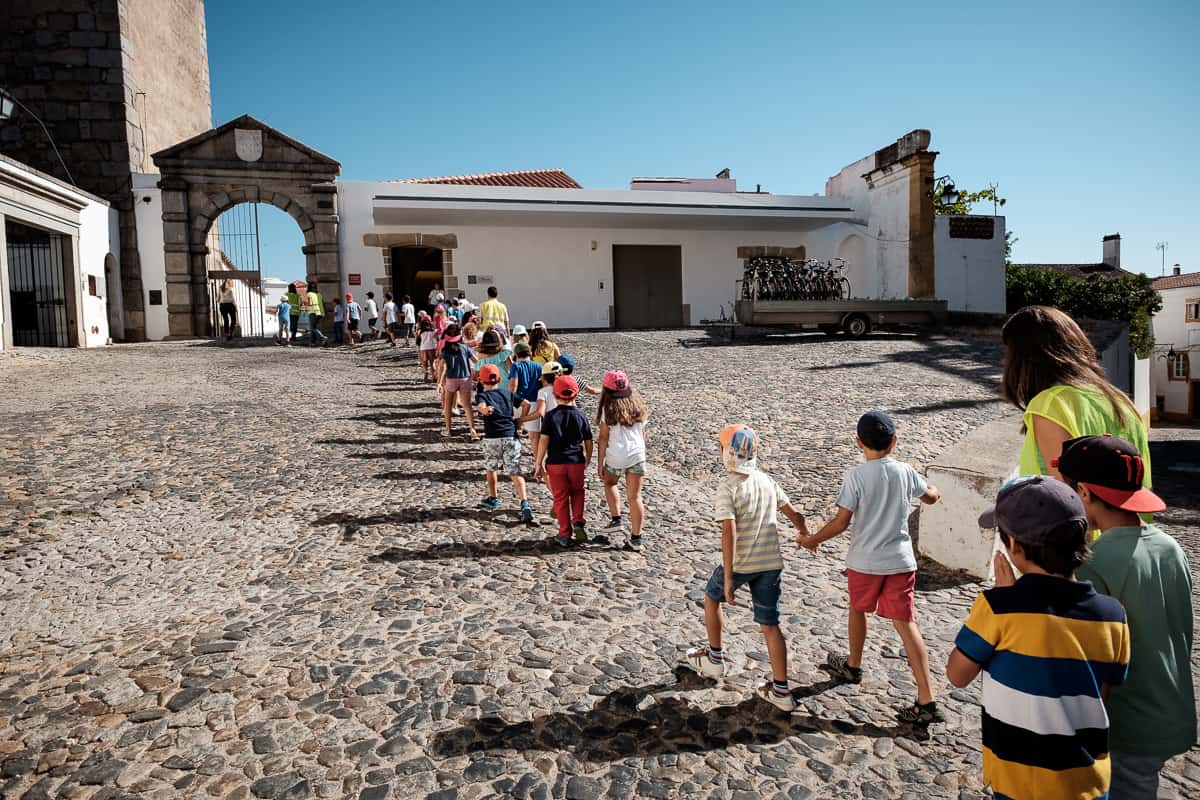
[206,0,1199,280]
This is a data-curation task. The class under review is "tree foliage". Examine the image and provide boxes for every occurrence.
[933,186,1006,216]
[1005,266,1163,358]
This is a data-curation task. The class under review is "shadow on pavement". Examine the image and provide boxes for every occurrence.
[367,534,612,563]
[374,467,477,483]
[431,666,927,762]
[886,398,1003,416]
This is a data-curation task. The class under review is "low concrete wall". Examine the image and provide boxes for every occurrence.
[920,408,1022,578]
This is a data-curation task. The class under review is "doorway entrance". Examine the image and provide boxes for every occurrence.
[391,246,443,307]
[5,220,71,346]
[612,245,683,328]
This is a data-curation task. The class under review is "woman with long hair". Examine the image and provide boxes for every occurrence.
[217,279,237,341]
[528,321,561,365]
[1001,305,1151,484]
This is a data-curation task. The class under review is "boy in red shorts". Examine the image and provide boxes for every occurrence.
[799,410,942,724]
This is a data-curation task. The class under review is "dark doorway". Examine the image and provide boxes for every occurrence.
[391,246,443,308]
[612,245,683,328]
[5,220,70,346]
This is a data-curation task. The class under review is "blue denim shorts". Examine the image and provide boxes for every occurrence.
[704,566,783,626]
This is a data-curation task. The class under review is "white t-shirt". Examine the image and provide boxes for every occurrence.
[604,421,646,470]
[428,289,444,307]
[383,301,398,325]
[401,303,416,324]
[525,384,557,433]
[418,331,438,351]
[365,298,379,319]
[835,457,927,575]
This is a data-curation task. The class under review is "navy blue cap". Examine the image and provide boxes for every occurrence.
[979,476,1088,546]
[556,354,576,374]
[857,410,896,450]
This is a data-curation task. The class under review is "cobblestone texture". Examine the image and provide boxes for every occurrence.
[1,331,1197,800]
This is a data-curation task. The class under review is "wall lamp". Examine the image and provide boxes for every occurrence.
[933,175,959,207]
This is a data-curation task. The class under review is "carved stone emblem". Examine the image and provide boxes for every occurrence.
[234,129,263,162]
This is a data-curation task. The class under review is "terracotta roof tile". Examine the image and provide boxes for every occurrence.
[1152,272,1200,290]
[392,169,581,189]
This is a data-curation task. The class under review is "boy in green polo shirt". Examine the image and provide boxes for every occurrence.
[1056,435,1196,799]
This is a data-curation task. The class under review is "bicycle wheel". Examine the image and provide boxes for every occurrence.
[838,277,851,300]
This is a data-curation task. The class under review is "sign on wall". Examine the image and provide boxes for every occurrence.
[348,274,361,286]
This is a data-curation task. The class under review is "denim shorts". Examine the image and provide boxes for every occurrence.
[704,566,783,626]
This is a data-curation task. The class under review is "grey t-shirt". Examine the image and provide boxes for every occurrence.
[835,457,926,575]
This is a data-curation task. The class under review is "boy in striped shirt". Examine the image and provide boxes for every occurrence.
[949,476,1130,800]
[684,425,811,711]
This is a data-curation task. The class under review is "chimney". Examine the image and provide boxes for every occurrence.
[1102,234,1121,268]
[1174,265,1182,276]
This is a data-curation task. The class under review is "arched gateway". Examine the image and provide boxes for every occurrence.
[151,115,340,338]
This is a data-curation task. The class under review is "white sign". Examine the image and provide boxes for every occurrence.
[234,129,263,162]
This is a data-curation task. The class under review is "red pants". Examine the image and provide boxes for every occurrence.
[546,463,586,536]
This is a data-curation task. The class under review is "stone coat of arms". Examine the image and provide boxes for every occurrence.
[234,129,263,162]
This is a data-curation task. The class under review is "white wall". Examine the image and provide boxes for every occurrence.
[340,183,846,329]
[823,156,913,300]
[1151,285,1200,417]
[77,199,113,347]
[132,174,170,341]
[933,215,1007,314]
[105,207,124,341]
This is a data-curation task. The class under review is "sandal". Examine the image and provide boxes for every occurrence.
[468,432,481,442]
[896,700,943,725]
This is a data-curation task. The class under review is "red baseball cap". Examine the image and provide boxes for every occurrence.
[1053,435,1165,513]
[553,375,579,399]
[479,364,501,384]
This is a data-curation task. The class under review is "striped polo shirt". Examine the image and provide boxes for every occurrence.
[955,574,1130,800]
[714,471,789,573]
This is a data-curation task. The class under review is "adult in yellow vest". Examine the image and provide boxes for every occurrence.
[479,286,509,333]
[304,281,328,347]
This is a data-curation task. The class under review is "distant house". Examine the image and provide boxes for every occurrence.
[1151,267,1200,422]
[1011,233,1136,282]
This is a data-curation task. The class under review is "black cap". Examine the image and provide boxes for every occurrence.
[857,410,896,450]
[1054,435,1165,513]
[979,476,1087,546]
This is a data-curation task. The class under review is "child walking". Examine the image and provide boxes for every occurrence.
[400,295,416,346]
[534,376,592,546]
[275,294,291,346]
[518,361,563,467]
[439,323,479,441]
[799,410,942,724]
[595,371,649,551]
[331,298,345,345]
[475,364,534,524]
[684,424,810,712]
[416,318,437,381]
[1056,436,1195,798]
[950,476,1130,800]
[345,293,363,345]
[508,342,543,429]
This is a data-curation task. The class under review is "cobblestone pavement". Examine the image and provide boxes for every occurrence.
[0,331,1196,800]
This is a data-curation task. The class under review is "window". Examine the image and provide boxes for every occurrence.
[1186,299,1200,322]
[1169,352,1190,381]
[87,275,98,297]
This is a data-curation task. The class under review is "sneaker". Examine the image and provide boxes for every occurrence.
[553,534,574,548]
[825,654,862,684]
[452,406,463,416]
[684,645,727,679]
[755,678,797,713]
[572,522,588,543]
[479,497,500,512]
[601,516,624,534]
[520,505,534,525]
[626,535,643,552]
[896,700,943,725]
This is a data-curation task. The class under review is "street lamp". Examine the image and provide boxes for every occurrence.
[0,87,76,186]
[933,175,959,207]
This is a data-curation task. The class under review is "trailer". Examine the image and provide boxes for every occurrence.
[704,298,949,341]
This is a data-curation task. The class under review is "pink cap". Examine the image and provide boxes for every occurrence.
[602,370,631,397]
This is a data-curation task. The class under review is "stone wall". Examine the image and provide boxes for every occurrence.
[0,0,212,341]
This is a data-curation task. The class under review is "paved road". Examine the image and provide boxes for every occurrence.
[0,332,1196,799]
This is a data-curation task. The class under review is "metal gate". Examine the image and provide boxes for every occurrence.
[5,221,69,346]
[206,203,266,338]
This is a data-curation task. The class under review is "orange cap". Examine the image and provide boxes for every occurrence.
[479,364,502,384]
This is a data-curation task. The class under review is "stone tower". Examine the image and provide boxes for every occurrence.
[0,0,213,341]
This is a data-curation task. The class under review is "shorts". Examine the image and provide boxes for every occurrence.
[368,317,378,329]
[482,438,522,475]
[402,322,414,337]
[847,569,916,622]
[524,418,542,434]
[444,377,473,395]
[604,461,646,477]
[704,566,782,626]
[348,318,359,331]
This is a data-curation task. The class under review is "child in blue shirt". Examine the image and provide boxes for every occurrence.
[275,296,291,346]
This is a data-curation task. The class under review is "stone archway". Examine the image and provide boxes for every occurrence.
[151,115,341,338]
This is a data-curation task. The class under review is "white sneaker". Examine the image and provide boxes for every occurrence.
[754,678,797,712]
[601,516,624,534]
[684,645,727,679]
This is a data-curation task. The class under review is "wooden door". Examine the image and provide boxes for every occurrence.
[612,245,683,329]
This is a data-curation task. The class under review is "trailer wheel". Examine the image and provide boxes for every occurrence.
[843,314,871,338]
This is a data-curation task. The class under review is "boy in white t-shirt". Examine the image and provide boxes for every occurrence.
[799,410,943,725]
[400,295,416,346]
[381,292,399,347]
[364,291,380,339]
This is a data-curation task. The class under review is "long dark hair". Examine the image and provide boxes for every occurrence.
[528,326,552,354]
[441,323,462,358]
[1001,306,1133,427]
[595,388,648,427]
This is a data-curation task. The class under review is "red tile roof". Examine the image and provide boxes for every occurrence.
[1152,272,1200,290]
[393,169,582,189]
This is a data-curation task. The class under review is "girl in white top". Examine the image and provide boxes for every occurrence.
[595,370,649,550]
[416,318,438,382]
[517,360,564,461]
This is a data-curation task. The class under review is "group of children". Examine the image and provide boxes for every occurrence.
[687,409,1193,800]
[275,289,402,347]
[423,311,649,550]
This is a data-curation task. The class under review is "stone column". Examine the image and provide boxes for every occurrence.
[904,151,938,299]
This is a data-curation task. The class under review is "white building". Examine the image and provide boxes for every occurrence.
[1151,267,1200,422]
[0,154,117,351]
